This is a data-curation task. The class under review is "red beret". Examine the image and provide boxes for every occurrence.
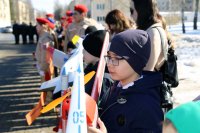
[36,17,49,24]
[36,17,55,29]
[74,4,88,13]
[66,10,73,16]
[46,13,54,17]
[47,21,55,29]
[46,19,55,29]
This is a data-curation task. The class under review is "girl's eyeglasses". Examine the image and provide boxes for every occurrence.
[104,55,129,66]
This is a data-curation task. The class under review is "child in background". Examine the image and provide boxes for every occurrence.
[88,29,163,133]
[163,101,200,133]
[66,41,76,54]
[35,17,54,82]
[82,30,113,96]
[85,26,97,35]
[105,9,135,38]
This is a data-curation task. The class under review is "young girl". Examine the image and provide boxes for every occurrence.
[35,18,54,82]
[105,9,135,38]
[88,29,164,133]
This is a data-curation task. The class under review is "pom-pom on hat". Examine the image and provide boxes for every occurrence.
[165,101,200,133]
[83,30,106,58]
[36,17,55,29]
[109,29,151,75]
[74,4,88,13]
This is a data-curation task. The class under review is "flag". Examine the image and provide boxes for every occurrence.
[90,32,110,127]
[46,46,69,68]
[91,32,110,101]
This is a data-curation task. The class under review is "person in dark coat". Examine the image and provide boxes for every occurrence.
[12,21,20,44]
[33,25,39,43]
[21,22,28,44]
[88,29,164,133]
[28,22,34,44]
[55,23,64,51]
[82,30,113,98]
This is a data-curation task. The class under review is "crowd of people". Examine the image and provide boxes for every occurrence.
[30,0,200,132]
[12,22,38,44]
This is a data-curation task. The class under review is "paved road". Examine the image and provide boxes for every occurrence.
[0,33,57,133]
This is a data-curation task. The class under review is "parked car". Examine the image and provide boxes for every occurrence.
[2,26,13,33]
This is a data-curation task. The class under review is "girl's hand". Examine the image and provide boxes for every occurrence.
[87,118,107,133]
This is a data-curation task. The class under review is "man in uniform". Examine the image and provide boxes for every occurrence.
[12,21,20,44]
[64,4,100,53]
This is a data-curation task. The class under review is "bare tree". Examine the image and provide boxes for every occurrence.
[181,0,186,33]
[193,0,199,30]
[53,2,63,20]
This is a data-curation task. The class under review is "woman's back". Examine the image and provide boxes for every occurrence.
[144,22,168,71]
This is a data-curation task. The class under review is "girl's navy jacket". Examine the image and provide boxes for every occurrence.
[99,71,164,133]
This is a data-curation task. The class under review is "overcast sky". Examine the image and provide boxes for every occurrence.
[31,0,72,13]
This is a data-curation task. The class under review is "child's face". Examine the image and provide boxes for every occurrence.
[36,23,44,35]
[106,51,138,86]
[83,49,99,65]
[66,48,73,54]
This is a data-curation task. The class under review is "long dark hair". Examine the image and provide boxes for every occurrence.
[132,0,160,30]
[105,9,133,34]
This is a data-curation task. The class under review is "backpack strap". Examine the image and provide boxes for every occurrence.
[151,26,168,60]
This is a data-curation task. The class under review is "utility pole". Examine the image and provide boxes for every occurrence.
[110,0,112,10]
[181,0,186,33]
[193,0,199,30]
[169,0,171,29]
[89,0,92,18]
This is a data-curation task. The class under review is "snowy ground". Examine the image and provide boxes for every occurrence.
[168,22,200,107]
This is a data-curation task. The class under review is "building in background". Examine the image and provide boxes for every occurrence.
[0,0,11,27]
[10,0,29,24]
[18,0,30,24]
[157,0,195,12]
[91,0,130,24]
[9,0,37,25]
[68,0,131,25]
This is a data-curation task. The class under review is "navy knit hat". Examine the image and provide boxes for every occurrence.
[83,30,106,58]
[109,29,151,75]
[85,26,97,35]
